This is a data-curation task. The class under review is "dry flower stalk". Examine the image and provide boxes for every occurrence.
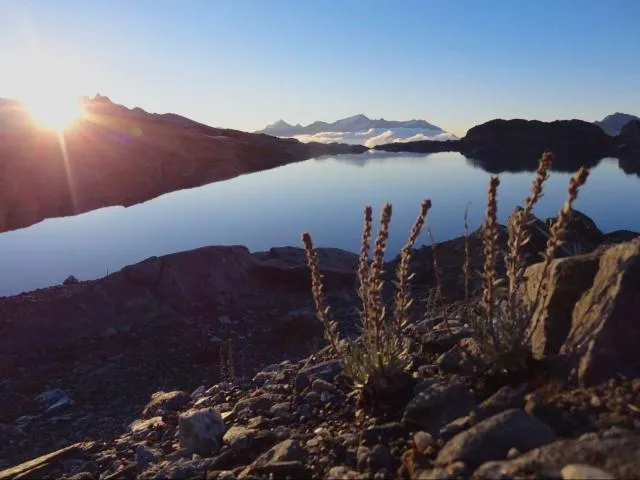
[530,166,590,328]
[481,176,501,347]
[368,203,393,351]
[302,232,342,356]
[357,206,374,338]
[463,202,471,303]
[393,199,432,329]
[505,152,553,314]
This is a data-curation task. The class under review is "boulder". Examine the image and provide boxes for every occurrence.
[436,409,556,469]
[523,249,602,358]
[178,407,226,457]
[402,380,476,435]
[561,239,640,385]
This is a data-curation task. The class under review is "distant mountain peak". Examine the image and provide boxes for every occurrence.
[595,112,639,136]
[268,119,292,127]
[255,114,456,146]
[256,114,446,138]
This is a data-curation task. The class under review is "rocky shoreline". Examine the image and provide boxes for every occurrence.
[0,209,638,479]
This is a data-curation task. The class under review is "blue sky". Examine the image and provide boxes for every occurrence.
[0,0,638,136]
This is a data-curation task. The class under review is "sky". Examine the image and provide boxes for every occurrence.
[0,0,638,137]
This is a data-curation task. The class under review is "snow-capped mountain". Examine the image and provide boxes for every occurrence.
[257,114,457,147]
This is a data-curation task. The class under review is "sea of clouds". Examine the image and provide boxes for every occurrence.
[289,127,458,147]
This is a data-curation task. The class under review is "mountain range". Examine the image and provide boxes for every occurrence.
[256,114,457,147]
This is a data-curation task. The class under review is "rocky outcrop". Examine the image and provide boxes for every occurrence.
[0,245,358,356]
[617,119,640,174]
[459,119,616,170]
[523,239,640,385]
[561,239,640,385]
[0,96,366,233]
[373,118,638,174]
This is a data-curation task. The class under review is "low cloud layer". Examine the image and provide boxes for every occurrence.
[289,127,458,147]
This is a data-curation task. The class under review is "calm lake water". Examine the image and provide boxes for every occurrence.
[0,151,638,296]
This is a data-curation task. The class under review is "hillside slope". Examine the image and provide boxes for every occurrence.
[0,96,365,233]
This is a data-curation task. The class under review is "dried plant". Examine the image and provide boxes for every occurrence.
[302,232,342,356]
[505,152,553,315]
[357,206,374,338]
[393,199,432,330]
[463,202,472,303]
[427,224,443,301]
[367,203,393,353]
[479,176,501,348]
[526,166,590,340]
[303,200,431,388]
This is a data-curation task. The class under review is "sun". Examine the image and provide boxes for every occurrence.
[23,93,85,132]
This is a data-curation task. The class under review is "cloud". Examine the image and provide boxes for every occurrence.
[288,127,458,147]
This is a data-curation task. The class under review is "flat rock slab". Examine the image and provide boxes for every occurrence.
[472,429,640,479]
[436,409,556,469]
[0,442,95,480]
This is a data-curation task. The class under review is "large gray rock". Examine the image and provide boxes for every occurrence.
[178,407,226,457]
[472,429,640,479]
[561,239,640,385]
[523,250,602,358]
[403,380,476,435]
[436,409,556,469]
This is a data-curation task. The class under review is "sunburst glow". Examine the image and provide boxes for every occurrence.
[23,93,85,132]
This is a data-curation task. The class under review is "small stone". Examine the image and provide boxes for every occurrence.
[36,388,74,413]
[320,391,334,403]
[369,444,393,471]
[191,386,207,400]
[561,463,615,479]
[142,390,190,419]
[223,426,256,451]
[361,422,407,447]
[314,427,331,438]
[270,402,291,416]
[356,446,371,472]
[326,466,360,479]
[590,395,602,408]
[414,431,435,454]
[506,447,521,459]
[311,379,336,393]
[135,443,160,468]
